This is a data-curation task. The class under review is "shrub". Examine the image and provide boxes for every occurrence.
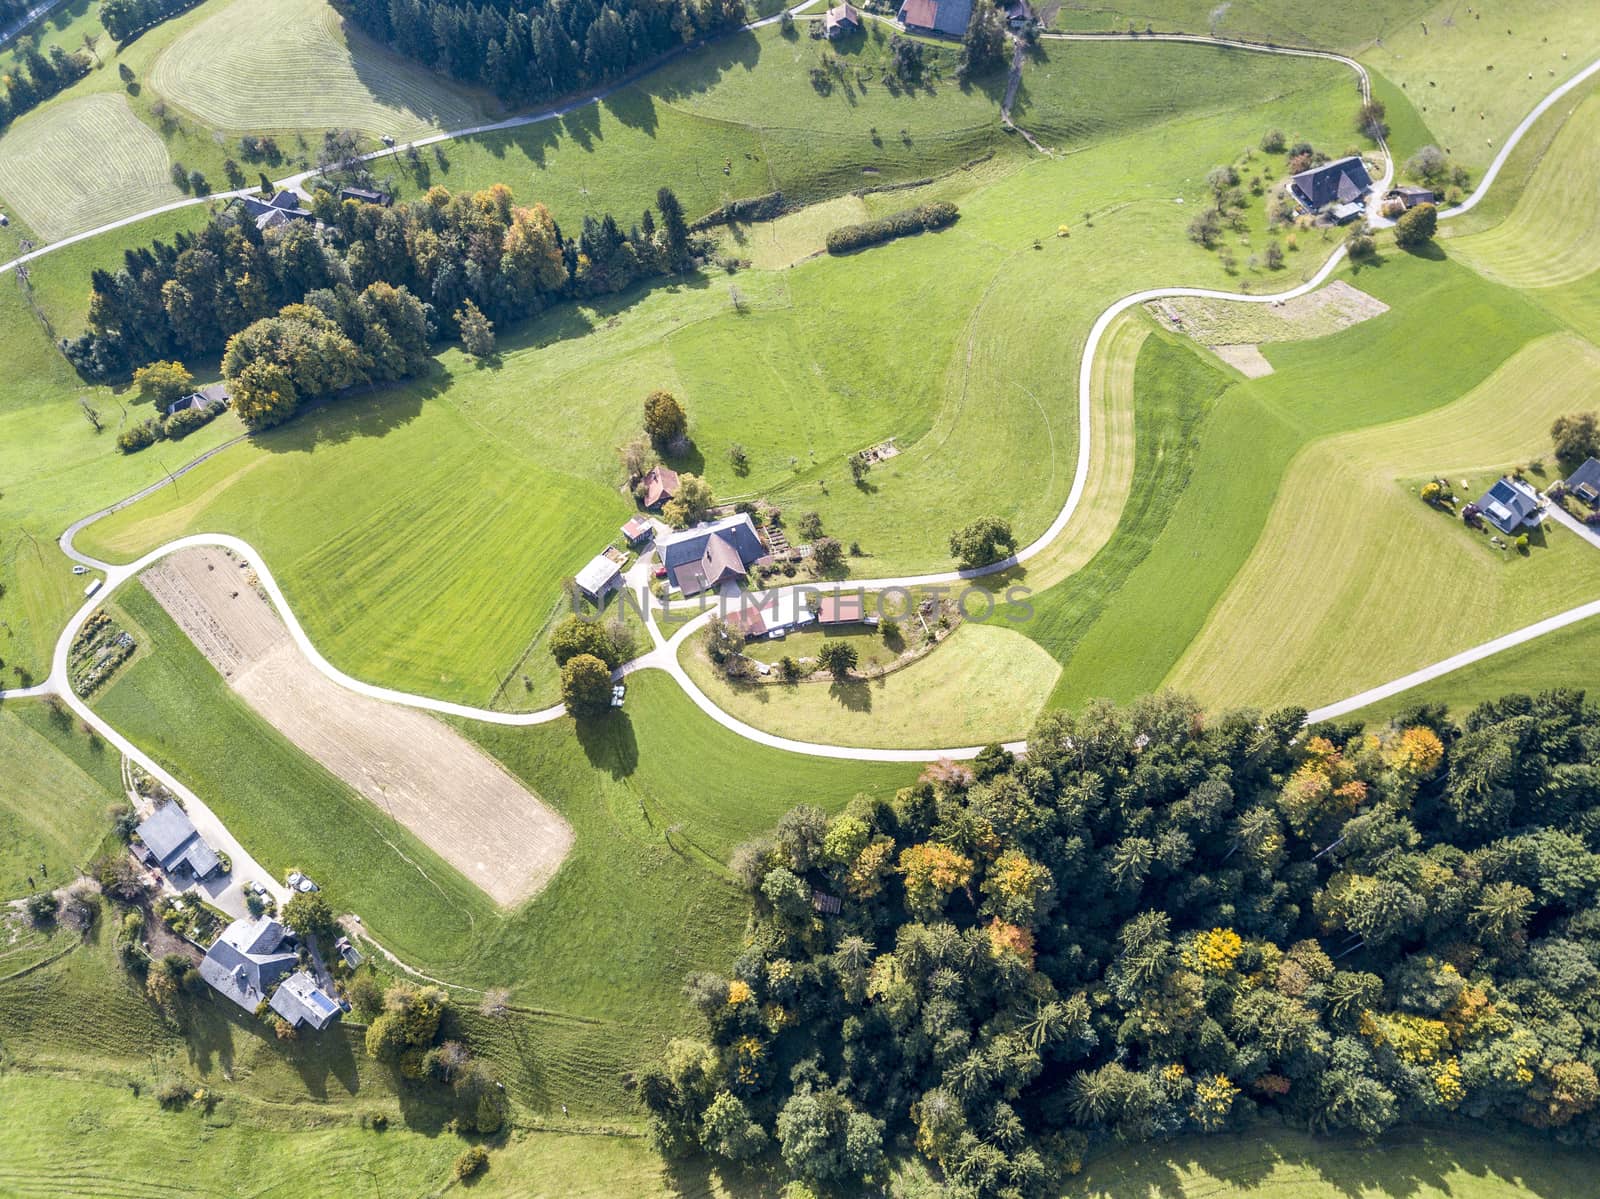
[826,202,958,255]
[155,1079,191,1110]
[1260,128,1286,153]
[454,1145,489,1180]
[1515,534,1530,554]
[116,419,162,453]
[25,892,57,924]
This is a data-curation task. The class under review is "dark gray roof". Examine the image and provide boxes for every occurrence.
[659,514,765,595]
[136,802,197,862]
[199,917,297,1013]
[1477,476,1541,534]
[1565,457,1600,502]
[1289,156,1373,212]
[135,803,222,878]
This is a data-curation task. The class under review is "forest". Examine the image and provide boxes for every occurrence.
[334,0,748,104]
[64,181,696,418]
[641,690,1600,1196]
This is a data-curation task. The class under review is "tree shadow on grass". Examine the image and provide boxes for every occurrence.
[574,709,639,778]
[828,676,872,711]
[252,372,437,455]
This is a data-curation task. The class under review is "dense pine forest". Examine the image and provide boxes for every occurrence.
[334,0,748,104]
[642,690,1600,1195]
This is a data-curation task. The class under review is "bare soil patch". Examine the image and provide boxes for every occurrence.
[142,548,573,907]
[1210,344,1275,378]
[1150,279,1390,349]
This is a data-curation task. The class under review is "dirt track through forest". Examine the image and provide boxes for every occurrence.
[141,547,572,906]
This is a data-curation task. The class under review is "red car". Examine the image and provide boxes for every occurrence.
[653,563,668,579]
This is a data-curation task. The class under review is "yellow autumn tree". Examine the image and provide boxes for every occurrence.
[898,843,974,917]
[1182,927,1244,976]
[1384,726,1445,778]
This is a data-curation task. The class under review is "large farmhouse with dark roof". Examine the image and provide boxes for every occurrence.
[658,513,766,596]
[133,802,222,881]
[1288,156,1373,221]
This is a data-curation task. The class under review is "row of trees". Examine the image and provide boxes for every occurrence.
[642,689,1600,1193]
[64,182,696,386]
[0,36,91,132]
[334,0,747,106]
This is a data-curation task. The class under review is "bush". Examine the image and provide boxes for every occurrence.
[116,419,162,453]
[25,892,57,924]
[454,1145,489,1181]
[155,1079,191,1110]
[1260,128,1286,153]
[826,202,958,255]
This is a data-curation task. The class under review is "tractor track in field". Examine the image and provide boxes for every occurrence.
[0,31,1596,938]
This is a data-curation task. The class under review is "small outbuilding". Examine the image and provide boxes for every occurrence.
[1564,457,1600,508]
[1476,476,1542,535]
[575,553,624,604]
[823,2,861,37]
[640,465,680,511]
[1386,185,1436,209]
[338,186,392,206]
[621,516,653,546]
[817,592,871,625]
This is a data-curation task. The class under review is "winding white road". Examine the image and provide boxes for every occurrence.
[1,32,1595,830]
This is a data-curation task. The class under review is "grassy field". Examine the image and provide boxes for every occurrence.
[1363,0,1600,174]
[1452,89,1600,288]
[75,37,1363,705]
[1064,1125,1600,1198]
[679,619,1061,748]
[1046,0,1434,51]
[1346,612,1600,727]
[1033,250,1564,708]
[1168,331,1600,710]
[0,93,183,241]
[0,698,122,900]
[149,0,487,136]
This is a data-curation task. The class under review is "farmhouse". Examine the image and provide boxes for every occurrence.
[269,969,344,1030]
[897,0,972,37]
[1289,156,1373,220]
[165,382,230,417]
[639,465,680,510]
[1565,458,1600,507]
[659,513,766,596]
[575,552,624,603]
[133,802,222,881]
[1476,476,1542,534]
[238,190,315,232]
[823,2,861,37]
[198,915,299,1012]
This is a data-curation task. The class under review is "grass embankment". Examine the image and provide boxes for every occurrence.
[0,698,122,900]
[1046,0,1432,52]
[1168,330,1600,710]
[1030,251,1565,708]
[1451,89,1600,288]
[90,581,915,1110]
[680,620,1061,748]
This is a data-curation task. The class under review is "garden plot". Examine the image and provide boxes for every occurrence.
[1149,280,1390,376]
[141,547,572,907]
[0,94,181,241]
